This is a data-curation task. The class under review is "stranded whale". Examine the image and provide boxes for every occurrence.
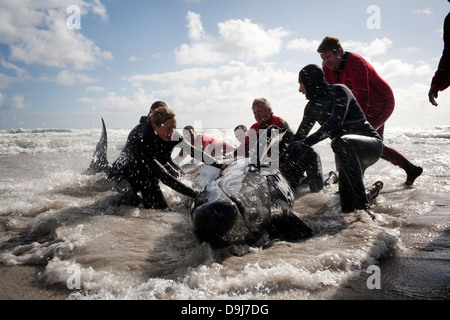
[191,159,314,247]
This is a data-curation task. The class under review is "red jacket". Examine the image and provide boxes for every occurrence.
[238,115,289,156]
[431,12,450,91]
[323,52,395,130]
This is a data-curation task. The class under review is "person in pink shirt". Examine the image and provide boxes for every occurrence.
[318,36,422,185]
[181,125,235,160]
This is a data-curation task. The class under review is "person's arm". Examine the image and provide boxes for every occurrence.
[291,106,315,144]
[233,125,257,158]
[153,159,199,198]
[165,160,182,178]
[302,87,348,147]
[429,13,450,106]
[177,138,223,168]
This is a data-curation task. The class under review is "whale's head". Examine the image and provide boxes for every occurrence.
[191,198,240,247]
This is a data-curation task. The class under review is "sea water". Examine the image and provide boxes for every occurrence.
[0,126,448,300]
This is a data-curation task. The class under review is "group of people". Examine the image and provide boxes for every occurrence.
[105,30,450,215]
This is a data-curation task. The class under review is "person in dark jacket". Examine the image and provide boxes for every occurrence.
[125,106,223,209]
[282,64,383,215]
[429,8,450,106]
[108,101,168,181]
[318,36,422,185]
[107,101,184,205]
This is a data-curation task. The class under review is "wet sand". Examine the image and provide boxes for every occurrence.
[0,265,68,300]
[334,206,449,300]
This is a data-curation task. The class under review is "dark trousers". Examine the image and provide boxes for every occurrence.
[116,174,169,210]
[331,135,382,212]
[280,142,324,193]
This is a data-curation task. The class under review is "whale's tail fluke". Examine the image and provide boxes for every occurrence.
[85,118,110,175]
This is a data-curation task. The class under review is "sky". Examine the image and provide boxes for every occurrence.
[0,0,449,130]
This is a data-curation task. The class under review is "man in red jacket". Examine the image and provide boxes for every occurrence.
[317,36,422,185]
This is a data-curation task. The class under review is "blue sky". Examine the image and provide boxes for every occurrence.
[0,0,449,130]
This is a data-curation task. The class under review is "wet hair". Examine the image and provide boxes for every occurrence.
[298,64,327,100]
[299,64,325,83]
[150,106,176,126]
[252,98,272,113]
[317,36,344,54]
[183,125,195,139]
[234,124,247,132]
[147,101,168,117]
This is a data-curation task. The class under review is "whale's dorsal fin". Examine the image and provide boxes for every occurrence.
[85,118,109,175]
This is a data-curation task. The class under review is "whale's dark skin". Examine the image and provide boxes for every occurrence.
[85,118,110,175]
[191,160,314,248]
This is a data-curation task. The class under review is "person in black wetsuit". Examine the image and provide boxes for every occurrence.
[108,101,184,204]
[109,101,168,180]
[281,64,383,214]
[124,106,223,209]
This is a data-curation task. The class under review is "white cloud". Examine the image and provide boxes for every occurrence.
[0,0,112,70]
[175,12,290,65]
[122,61,302,128]
[286,37,393,57]
[88,0,108,20]
[11,94,29,110]
[286,38,321,52]
[370,59,433,81]
[0,92,30,110]
[128,55,137,62]
[0,59,31,88]
[56,70,98,86]
[84,88,157,114]
[85,86,104,92]
[186,11,206,41]
[342,38,393,56]
[391,82,450,127]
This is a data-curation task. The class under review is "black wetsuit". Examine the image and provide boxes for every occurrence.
[109,116,147,180]
[109,116,181,179]
[283,65,382,212]
[124,122,221,209]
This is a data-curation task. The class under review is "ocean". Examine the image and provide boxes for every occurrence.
[0,125,448,301]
